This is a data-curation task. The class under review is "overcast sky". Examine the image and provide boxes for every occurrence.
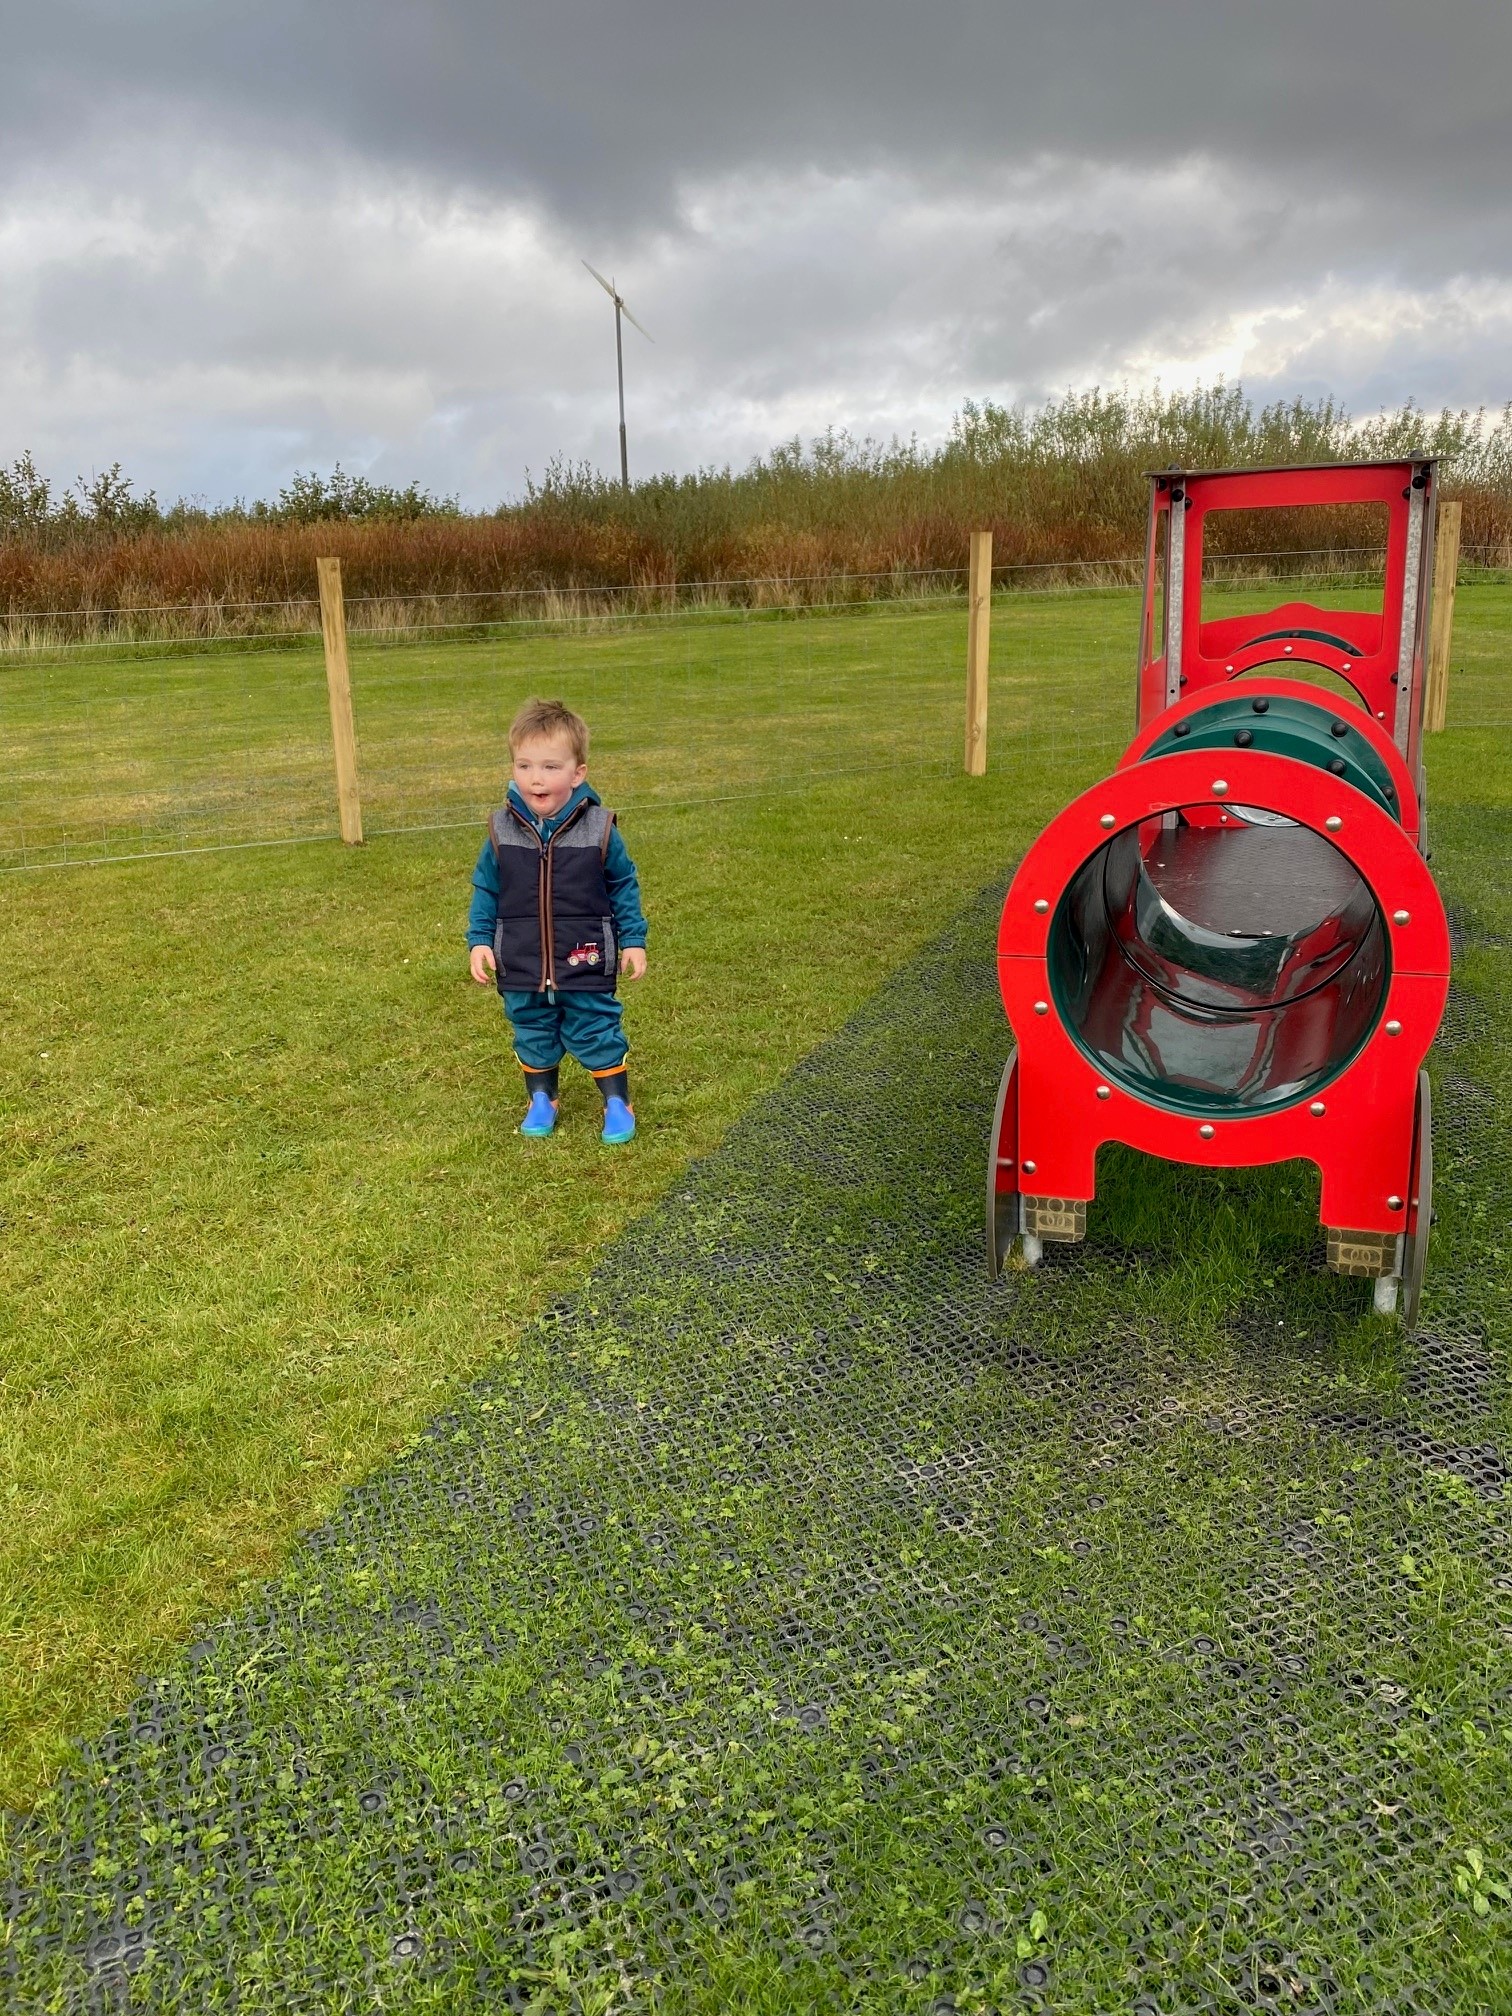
[4,1,1510,509]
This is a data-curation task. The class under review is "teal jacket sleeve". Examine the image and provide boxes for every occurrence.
[605,824,648,948]
[466,835,498,948]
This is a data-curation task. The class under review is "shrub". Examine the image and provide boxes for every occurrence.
[3,386,1508,635]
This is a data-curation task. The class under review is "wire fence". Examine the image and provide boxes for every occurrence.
[2,564,1506,873]
[5,544,1510,658]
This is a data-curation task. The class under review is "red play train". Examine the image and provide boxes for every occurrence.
[988,459,1450,1325]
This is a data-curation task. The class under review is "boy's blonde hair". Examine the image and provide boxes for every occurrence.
[509,697,589,764]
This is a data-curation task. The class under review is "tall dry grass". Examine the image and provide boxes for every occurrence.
[4,386,1511,643]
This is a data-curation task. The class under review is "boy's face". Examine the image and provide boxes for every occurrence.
[512,731,587,819]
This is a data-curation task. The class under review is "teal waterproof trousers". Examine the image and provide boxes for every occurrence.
[502,987,628,1072]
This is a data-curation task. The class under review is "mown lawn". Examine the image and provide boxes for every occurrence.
[1,583,1507,1813]
[0,588,1144,867]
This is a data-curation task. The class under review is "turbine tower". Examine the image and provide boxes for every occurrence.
[582,260,652,492]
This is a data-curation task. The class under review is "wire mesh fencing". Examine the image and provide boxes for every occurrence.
[1,563,1505,872]
[0,583,1102,872]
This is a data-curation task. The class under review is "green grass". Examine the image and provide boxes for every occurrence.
[4,858,1511,2011]
[0,779,1075,1811]
[8,580,1504,874]
[1,582,1508,1826]
[1,586,1202,868]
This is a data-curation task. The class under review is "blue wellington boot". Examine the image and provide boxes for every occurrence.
[518,1088,559,1137]
[601,1094,636,1145]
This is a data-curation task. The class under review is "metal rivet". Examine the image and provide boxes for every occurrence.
[1309,1101,1326,1116]
[1385,1019,1402,1035]
[1022,1160,1037,1175]
[1033,898,1049,914]
[1211,779,1229,796]
[1173,721,1191,737]
[1251,697,1269,712]
[1226,663,1235,674]
[1341,661,1352,671]
[1199,1124,1215,1140]
[1331,720,1348,738]
[1283,644,1293,653]
[1329,756,1346,774]
[1096,1085,1111,1100]
[1033,1001,1049,1015]
[1099,813,1116,828]
[1325,816,1342,832]
[1234,729,1253,747]
[1388,1195,1404,1211]
[1393,909,1410,925]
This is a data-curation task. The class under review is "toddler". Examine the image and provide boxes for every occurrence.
[468,698,647,1142]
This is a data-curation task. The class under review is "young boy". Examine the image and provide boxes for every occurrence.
[467,698,648,1143]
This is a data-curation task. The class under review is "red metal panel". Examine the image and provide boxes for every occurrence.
[996,747,1449,1240]
[1137,461,1429,741]
[992,1051,1019,1198]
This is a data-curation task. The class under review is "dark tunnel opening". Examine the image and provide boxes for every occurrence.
[1047,812,1390,1115]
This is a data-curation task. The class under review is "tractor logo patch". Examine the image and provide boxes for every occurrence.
[566,942,603,969]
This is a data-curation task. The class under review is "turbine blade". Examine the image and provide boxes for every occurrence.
[581,258,619,303]
[620,300,654,342]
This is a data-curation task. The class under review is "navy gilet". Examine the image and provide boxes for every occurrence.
[488,798,619,994]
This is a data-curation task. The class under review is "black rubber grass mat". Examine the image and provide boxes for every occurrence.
[4,888,1511,2014]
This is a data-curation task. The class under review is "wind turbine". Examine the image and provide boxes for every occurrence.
[582,260,652,492]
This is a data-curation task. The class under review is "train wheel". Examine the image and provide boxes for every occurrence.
[986,1047,1022,1281]
[1401,1070,1433,1332]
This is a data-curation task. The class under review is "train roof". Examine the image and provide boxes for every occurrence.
[1145,457,1437,480]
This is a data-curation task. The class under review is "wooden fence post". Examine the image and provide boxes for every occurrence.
[316,556,364,843]
[1424,500,1462,734]
[964,529,992,775]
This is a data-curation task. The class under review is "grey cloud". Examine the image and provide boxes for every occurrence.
[2,3,1509,508]
[8,2,1512,230]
